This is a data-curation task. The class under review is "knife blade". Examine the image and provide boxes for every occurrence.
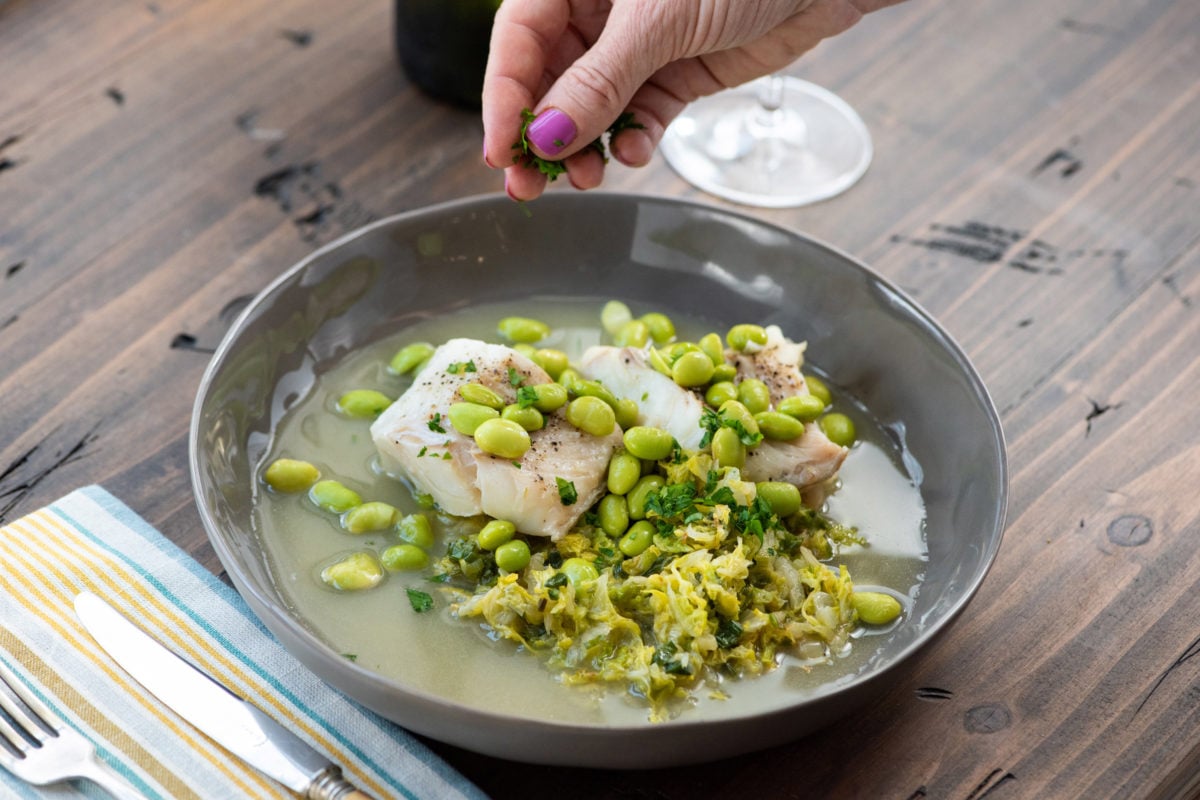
[74,592,372,800]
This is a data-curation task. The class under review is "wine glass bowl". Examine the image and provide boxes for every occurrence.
[659,76,873,208]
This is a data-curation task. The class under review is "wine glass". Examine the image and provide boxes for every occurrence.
[658,74,872,208]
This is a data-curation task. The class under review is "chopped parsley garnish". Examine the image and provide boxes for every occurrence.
[508,367,524,386]
[446,360,477,374]
[427,573,451,584]
[427,413,445,433]
[406,588,434,613]
[417,446,428,457]
[715,619,744,650]
[342,653,358,662]
[698,407,764,448]
[516,385,540,409]
[652,642,692,676]
[556,477,578,505]
[512,109,644,179]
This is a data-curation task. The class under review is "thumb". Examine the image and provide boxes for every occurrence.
[523,11,661,160]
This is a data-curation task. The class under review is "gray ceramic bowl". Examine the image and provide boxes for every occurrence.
[190,192,1006,768]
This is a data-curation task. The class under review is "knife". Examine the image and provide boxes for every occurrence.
[73,592,372,800]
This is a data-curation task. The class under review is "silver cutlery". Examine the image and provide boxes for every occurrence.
[74,592,372,800]
[0,650,148,799]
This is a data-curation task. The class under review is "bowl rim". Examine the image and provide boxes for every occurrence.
[189,190,1009,735]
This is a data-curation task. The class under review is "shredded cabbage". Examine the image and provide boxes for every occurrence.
[436,460,867,721]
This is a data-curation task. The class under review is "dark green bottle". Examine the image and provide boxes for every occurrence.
[394,0,501,109]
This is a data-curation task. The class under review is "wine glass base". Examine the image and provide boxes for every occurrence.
[659,77,873,209]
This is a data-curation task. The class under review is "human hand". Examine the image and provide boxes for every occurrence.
[481,0,904,201]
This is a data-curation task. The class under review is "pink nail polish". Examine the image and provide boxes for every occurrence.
[504,173,519,201]
[526,109,577,156]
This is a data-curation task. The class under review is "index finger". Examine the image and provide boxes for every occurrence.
[482,0,570,170]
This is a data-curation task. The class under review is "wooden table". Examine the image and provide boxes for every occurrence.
[2,0,1197,797]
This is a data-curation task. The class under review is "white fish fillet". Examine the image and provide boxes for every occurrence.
[742,425,848,487]
[725,324,809,404]
[577,346,707,449]
[370,338,619,538]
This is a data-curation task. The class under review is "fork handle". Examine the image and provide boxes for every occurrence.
[77,757,150,800]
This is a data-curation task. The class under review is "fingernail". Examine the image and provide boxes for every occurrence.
[504,173,519,201]
[526,109,576,156]
[483,140,494,168]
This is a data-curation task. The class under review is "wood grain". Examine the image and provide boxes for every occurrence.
[1,0,1198,797]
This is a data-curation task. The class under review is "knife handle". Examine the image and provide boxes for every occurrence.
[308,766,375,800]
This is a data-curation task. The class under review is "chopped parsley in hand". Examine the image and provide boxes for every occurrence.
[511,110,644,180]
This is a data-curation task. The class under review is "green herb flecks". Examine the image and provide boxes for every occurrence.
[556,477,578,506]
[406,588,434,613]
[512,109,644,180]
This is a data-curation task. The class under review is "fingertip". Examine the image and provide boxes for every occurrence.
[565,147,605,190]
[504,165,548,202]
[611,128,656,168]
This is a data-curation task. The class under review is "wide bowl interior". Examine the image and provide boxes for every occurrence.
[190,192,1007,767]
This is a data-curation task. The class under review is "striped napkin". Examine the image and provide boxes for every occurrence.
[0,486,484,800]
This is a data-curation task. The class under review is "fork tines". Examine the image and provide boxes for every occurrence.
[0,657,60,757]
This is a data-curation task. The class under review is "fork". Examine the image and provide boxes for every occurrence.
[0,657,148,799]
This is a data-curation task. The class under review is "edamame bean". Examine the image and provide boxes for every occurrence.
[619,520,655,557]
[598,493,630,538]
[614,398,639,430]
[388,342,434,375]
[529,382,568,413]
[778,394,825,422]
[381,543,429,571]
[711,363,738,383]
[718,400,760,437]
[607,451,642,495]
[497,316,550,344]
[556,368,582,392]
[448,402,499,435]
[494,539,531,572]
[561,557,600,589]
[600,300,632,336]
[819,412,856,447]
[640,312,676,344]
[627,475,665,520]
[336,389,392,419]
[755,482,802,518]
[309,480,362,513]
[477,519,516,550]
[622,426,675,461]
[705,381,739,408]
[459,382,505,410]
[531,348,569,379]
[804,374,832,407]
[614,319,650,348]
[341,501,399,533]
[473,418,532,459]
[395,513,434,549]
[572,379,619,409]
[565,396,616,437]
[513,343,537,358]
[698,333,724,365]
[710,426,746,469]
[852,591,903,625]
[672,351,715,388]
[502,403,545,431]
[726,324,768,352]
[737,379,771,414]
[647,348,673,376]
[665,342,701,362]
[321,552,383,591]
[755,411,806,441]
[263,458,319,493]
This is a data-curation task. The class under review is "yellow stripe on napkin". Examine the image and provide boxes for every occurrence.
[0,487,484,800]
